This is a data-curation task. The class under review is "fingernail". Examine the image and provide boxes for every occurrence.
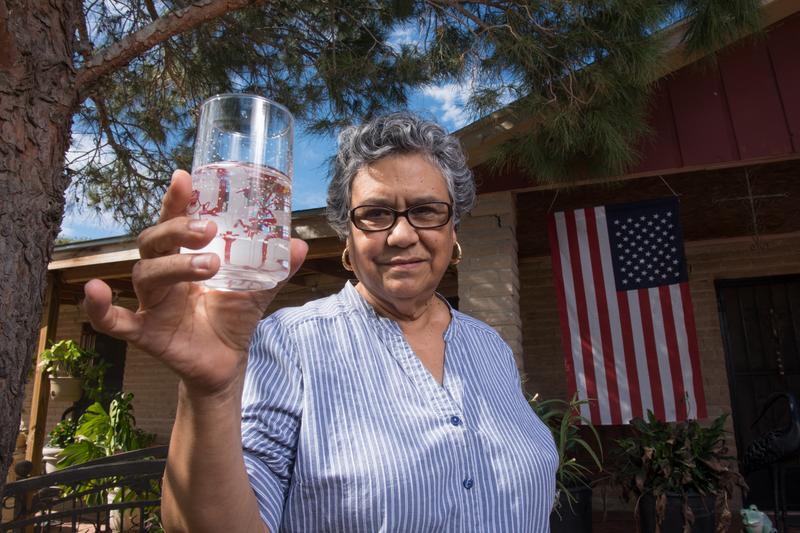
[191,254,211,270]
[188,220,208,233]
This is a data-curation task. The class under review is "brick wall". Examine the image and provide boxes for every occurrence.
[457,191,524,370]
[520,231,800,419]
[21,275,345,447]
[519,231,800,510]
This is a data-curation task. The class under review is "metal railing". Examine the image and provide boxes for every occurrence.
[1,446,167,532]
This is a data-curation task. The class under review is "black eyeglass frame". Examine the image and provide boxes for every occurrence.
[349,201,454,232]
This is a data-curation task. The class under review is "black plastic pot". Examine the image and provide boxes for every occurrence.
[550,485,592,533]
[639,492,716,533]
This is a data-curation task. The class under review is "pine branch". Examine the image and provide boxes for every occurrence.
[75,0,266,95]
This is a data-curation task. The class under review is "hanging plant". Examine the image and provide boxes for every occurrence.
[38,339,108,402]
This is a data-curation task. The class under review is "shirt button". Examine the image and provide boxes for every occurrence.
[463,478,474,490]
[450,415,462,426]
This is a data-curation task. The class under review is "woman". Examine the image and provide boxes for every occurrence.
[83,112,557,532]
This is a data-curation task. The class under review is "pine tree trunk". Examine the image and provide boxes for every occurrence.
[0,0,78,496]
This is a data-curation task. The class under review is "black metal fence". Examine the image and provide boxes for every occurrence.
[1,446,167,533]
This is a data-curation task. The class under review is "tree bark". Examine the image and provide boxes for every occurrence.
[0,0,272,503]
[0,0,79,496]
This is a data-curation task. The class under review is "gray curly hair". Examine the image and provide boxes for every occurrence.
[326,112,476,239]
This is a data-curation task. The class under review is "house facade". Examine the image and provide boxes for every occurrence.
[22,0,800,513]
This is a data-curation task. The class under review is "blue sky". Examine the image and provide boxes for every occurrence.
[58,84,471,241]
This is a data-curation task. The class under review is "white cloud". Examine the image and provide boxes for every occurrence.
[420,83,471,129]
[388,23,420,51]
[59,132,127,240]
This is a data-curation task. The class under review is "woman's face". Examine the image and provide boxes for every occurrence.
[347,153,456,308]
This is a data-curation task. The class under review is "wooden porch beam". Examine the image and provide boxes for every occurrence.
[305,237,344,260]
[26,273,60,475]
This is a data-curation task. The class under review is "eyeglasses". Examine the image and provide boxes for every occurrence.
[350,201,453,232]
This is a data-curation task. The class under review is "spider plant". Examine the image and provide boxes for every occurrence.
[530,393,603,515]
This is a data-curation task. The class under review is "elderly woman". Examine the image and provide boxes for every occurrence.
[83,112,557,532]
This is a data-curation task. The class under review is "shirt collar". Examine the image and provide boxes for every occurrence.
[340,281,456,337]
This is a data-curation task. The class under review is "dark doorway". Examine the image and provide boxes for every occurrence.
[77,322,127,412]
[716,275,800,510]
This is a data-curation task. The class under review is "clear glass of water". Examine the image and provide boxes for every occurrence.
[186,94,293,291]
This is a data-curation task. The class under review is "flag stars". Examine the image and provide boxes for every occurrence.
[605,204,684,289]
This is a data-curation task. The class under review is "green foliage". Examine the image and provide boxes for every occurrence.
[614,411,746,531]
[530,394,603,515]
[48,418,78,448]
[57,392,155,469]
[68,0,762,232]
[55,392,157,515]
[38,340,108,402]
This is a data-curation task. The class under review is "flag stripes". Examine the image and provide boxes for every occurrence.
[548,200,707,424]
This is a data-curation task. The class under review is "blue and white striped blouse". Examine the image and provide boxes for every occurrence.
[241,282,558,532]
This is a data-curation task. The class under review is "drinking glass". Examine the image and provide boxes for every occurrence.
[185,93,293,291]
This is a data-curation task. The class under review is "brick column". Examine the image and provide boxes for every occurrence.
[457,191,523,371]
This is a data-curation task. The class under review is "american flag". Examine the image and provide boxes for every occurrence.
[547,197,707,425]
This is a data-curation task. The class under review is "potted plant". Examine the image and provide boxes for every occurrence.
[530,394,603,533]
[57,392,155,468]
[38,339,107,402]
[42,417,78,473]
[57,392,156,532]
[614,411,747,533]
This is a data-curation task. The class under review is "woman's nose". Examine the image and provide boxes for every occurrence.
[386,216,419,247]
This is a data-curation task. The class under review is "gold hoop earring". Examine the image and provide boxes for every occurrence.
[450,241,462,265]
[341,247,354,271]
